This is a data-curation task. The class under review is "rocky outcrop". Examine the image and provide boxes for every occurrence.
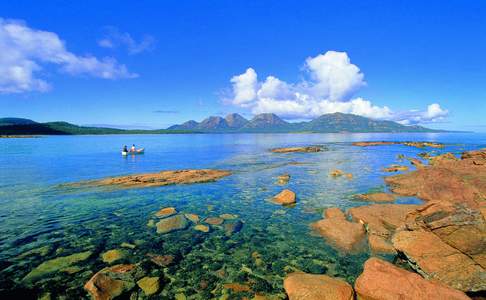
[67,169,231,189]
[392,230,485,292]
[382,165,409,172]
[284,272,354,300]
[271,146,322,153]
[156,214,189,234]
[354,192,396,202]
[84,264,145,300]
[352,141,444,148]
[385,149,486,209]
[311,208,366,252]
[348,204,420,254]
[273,189,296,205]
[354,258,470,300]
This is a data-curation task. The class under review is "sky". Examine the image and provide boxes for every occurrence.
[0,0,485,131]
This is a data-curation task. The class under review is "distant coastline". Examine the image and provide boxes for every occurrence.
[0,113,454,136]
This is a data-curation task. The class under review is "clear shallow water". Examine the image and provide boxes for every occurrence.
[0,133,485,299]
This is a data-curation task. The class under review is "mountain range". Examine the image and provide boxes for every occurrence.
[167,112,443,133]
[0,113,444,135]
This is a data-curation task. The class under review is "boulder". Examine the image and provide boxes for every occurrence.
[146,253,174,267]
[23,251,92,282]
[277,174,291,185]
[137,276,160,296]
[155,207,176,218]
[224,220,243,236]
[354,193,395,202]
[312,208,366,252]
[355,257,470,300]
[329,169,344,177]
[194,224,210,233]
[204,217,224,225]
[101,249,128,264]
[392,230,485,292]
[84,264,145,300]
[273,189,296,205]
[156,214,189,234]
[383,165,409,172]
[184,213,199,223]
[323,207,346,219]
[367,235,396,254]
[283,272,354,300]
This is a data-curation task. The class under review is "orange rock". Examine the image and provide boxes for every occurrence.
[277,174,291,185]
[323,207,346,219]
[284,272,354,300]
[392,230,485,292]
[354,192,395,202]
[204,217,224,225]
[223,283,251,292]
[368,235,396,254]
[273,189,296,205]
[67,169,231,189]
[383,165,409,172]
[408,158,425,168]
[311,215,366,252]
[329,169,344,177]
[84,264,141,300]
[355,258,470,300]
[155,207,176,218]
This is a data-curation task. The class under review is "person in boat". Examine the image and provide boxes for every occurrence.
[123,145,128,153]
[131,144,136,152]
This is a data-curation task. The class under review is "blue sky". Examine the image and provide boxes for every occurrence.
[0,0,485,131]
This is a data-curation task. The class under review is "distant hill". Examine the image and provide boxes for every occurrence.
[168,112,444,133]
[0,113,446,135]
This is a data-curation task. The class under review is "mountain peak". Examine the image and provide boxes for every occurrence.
[225,113,248,128]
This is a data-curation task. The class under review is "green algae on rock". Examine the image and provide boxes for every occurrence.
[101,249,128,264]
[156,214,189,234]
[23,250,92,282]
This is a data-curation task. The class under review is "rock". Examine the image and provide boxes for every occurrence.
[204,217,224,225]
[67,169,231,189]
[384,149,486,209]
[184,213,199,223]
[219,213,238,220]
[311,208,366,252]
[155,207,176,218]
[224,220,243,236]
[429,152,458,165]
[156,214,189,234]
[101,249,127,264]
[283,272,354,300]
[383,165,409,172]
[23,251,92,282]
[17,245,51,259]
[355,257,470,300]
[194,224,210,233]
[223,283,251,292]
[345,173,353,179]
[147,219,155,227]
[408,158,425,168]
[367,235,396,254]
[353,141,397,147]
[137,276,160,296]
[271,146,322,153]
[403,201,486,268]
[120,242,136,249]
[323,207,346,219]
[354,192,396,202]
[277,174,291,185]
[329,169,344,177]
[84,264,144,300]
[352,141,444,148]
[146,253,174,267]
[392,230,485,292]
[273,189,296,205]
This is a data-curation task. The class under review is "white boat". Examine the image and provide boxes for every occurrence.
[122,148,145,155]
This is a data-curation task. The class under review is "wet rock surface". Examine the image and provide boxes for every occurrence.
[355,257,470,300]
[284,272,354,300]
[354,192,396,202]
[65,169,232,189]
[271,146,323,153]
[273,189,296,205]
[156,214,189,234]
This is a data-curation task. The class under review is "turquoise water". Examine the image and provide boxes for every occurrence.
[0,133,485,299]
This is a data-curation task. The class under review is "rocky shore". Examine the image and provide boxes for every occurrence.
[65,169,231,189]
[270,146,324,153]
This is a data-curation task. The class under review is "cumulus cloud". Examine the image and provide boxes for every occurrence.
[0,18,136,94]
[98,27,155,55]
[225,50,448,125]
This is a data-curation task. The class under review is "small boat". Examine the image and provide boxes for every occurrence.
[122,148,145,155]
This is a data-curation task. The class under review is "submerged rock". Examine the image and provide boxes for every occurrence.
[329,169,344,177]
[84,264,144,300]
[271,146,322,153]
[219,213,238,220]
[155,207,177,218]
[354,192,396,202]
[137,276,160,296]
[67,169,231,189]
[101,249,128,264]
[146,253,174,267]
[392,230,485,292]
[277,174,291,185]
[184,213,199,223]
[383,165,409,172]
[311,208,366,252]
[355,257,470,300]
[224,220,243,236]
[194,224,210,233]
[273,189,296,205]
[23,250,92,282]
[204,217,224,225]
[284,272,354,300]
[156,214,189,234]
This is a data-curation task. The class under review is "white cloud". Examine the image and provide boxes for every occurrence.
[98,27,155,55]
[0,18,136,94]
[226,50,448,125]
